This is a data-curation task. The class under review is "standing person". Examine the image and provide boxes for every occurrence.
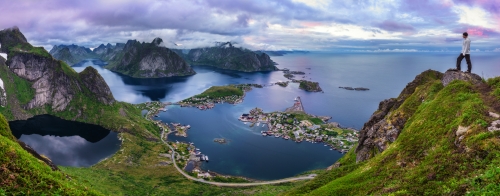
[456,32,472,73]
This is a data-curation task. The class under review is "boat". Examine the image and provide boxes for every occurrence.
[186,125,191,128]
[257,122,260,126]
[244,122,247,125]
[330,149,333,150]
[262,124,265,127]
[262,133,267,136]
[196,148,200,151]
[275,135,280,138]
[205,155,209,162]
[324,145,327,146]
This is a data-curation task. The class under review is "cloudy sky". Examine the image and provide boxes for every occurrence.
[1,0,499,52]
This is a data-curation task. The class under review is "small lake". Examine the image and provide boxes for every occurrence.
[9,115,121,167]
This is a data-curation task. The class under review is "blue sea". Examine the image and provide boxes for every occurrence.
[72,52,500,180]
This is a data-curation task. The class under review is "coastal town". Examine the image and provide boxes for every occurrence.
[239,97,358,153]
[138,92,357,182]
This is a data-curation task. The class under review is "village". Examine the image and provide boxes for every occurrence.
[239,97,358,153]
[178,84,262,110]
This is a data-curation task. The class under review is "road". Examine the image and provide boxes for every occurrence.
[160,130,316,187]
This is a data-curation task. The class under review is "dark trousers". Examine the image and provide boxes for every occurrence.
[456,54,471,72]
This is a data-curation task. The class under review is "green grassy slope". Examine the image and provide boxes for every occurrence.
[195,86,244,98]
[0,113,101,195]
[285,75,500,195]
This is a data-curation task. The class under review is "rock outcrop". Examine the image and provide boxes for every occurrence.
[8,53,77,111]
[356,70,443,162]
[79,66,115,105]
[441,69,483,86]
[0,78,6,107]
[105,38,195,78]
[0,27,115,113]
[186,42,278,72]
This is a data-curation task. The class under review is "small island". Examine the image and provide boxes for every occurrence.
[296,80,323,92]
[339,86,370,91]
[213,138,228,144]
[275,81,289,87]
[178,84,261,110]
[280,69,323,92]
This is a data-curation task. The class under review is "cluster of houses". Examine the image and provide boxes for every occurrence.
[239,108,359,153]
[179,94,242,110]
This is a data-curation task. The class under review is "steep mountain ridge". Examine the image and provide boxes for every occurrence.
[286,69,500,195]
[186,42,278,72]
[93,43,125,61]
[104,38,196,78]
[0,27,116,119]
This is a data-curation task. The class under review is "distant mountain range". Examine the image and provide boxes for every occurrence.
[181,42,278,72]
[50,38,195,78]
[50,41,281,77]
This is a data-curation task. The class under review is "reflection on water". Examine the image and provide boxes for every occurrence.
[9,115,121,167]
[66,53,500,178]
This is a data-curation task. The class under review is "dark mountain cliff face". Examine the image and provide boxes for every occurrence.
[8,53,77,111]
[49,44,96,65]
[49,47,77,65]
[186,42,278,72]
[355,70,444,162]
[104,38,195,78]
[93,43,125,61]
[0,27,115,114]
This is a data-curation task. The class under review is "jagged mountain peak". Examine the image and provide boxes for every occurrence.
[152,37,163,46]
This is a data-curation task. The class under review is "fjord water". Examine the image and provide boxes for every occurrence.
[9,115,121,167]
[72,52,500,179]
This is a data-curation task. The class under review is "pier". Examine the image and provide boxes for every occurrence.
[285,96,305,113]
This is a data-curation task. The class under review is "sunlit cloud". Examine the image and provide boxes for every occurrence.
[0,0,499,51]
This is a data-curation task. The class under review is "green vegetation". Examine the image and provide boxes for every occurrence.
[298,80,322,92]
[286,76,500,195]
[195,86,243,98]
[0,113,101,195]
[0,62,35,106]
[9,44,52,59]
